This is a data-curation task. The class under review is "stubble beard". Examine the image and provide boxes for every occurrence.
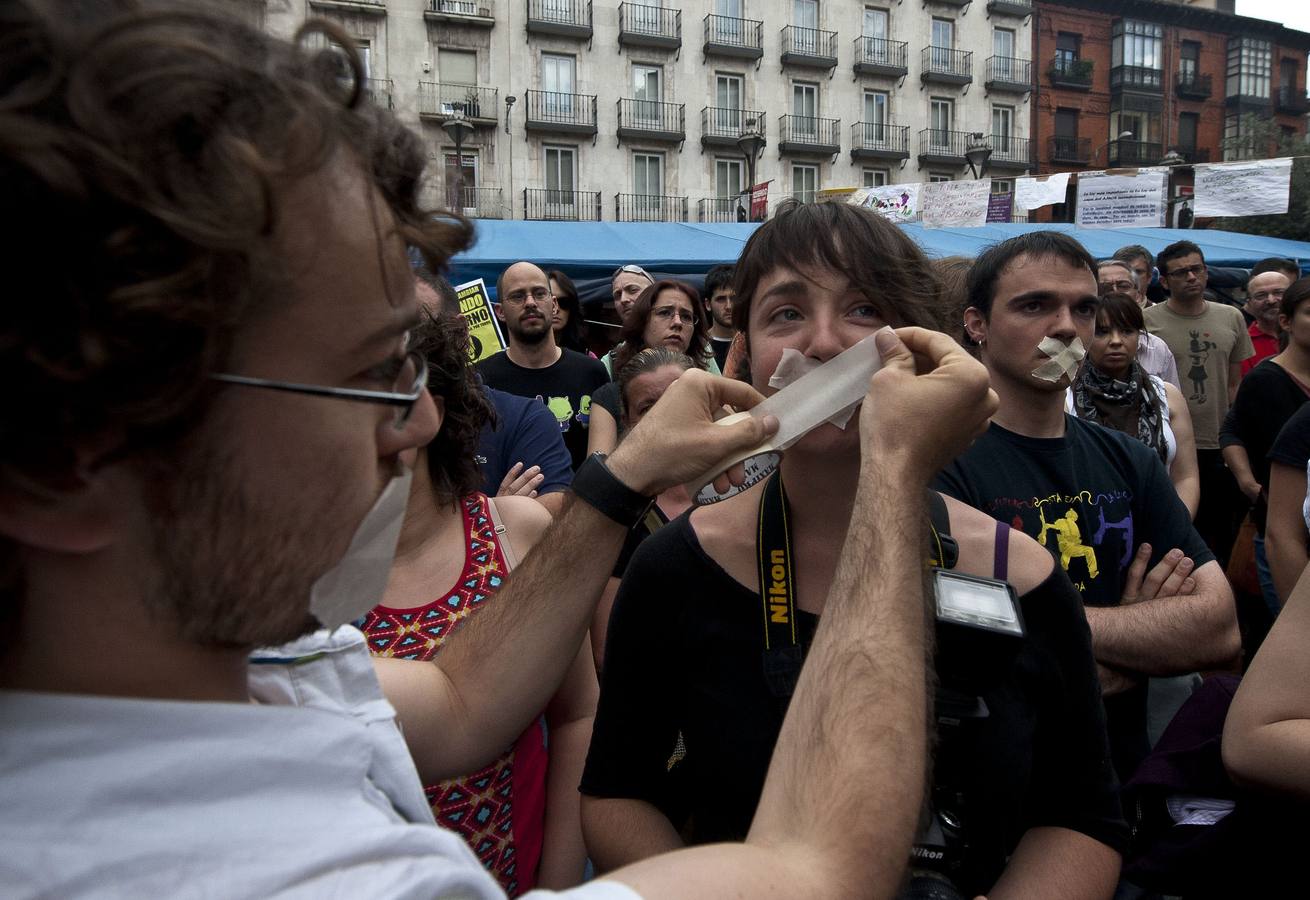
[140,429,349,649]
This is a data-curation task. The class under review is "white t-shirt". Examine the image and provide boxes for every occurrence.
[0,627,639,900]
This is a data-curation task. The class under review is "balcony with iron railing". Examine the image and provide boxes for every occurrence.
[526,0,592,39]
[362,78,393,109]
[778,115,841,155]
[932,0,970,6]
[418,83,499,123]
[524,90,598,135]
[781,26,838,70]
[309,0,386,14]
[1107,139,1163,167]
[698,197,747,223]
[447,186,504,219]
[524,188,603,221]
[1175,71,1212,100]
[1278,85,1310,114]
[1174,146,1212,164]
[917,129,973,164]
[988,134,1032,170]
[425,0,494,26]
[850,123,909,161]
[922,47,972,85]
[853,37,908,78]
[1049,135,1090,164]
[617,99,686,142]
[1110,65,1163,92]
[987,0,1032,16]
[1049,57,1093,90]
[700,108,767,148]
[986,56,1032,93]
[616,193,688,223]
[703,14,764,59]
[619,3,681,50]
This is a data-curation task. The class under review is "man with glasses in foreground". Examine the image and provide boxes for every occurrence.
[0,5,1004,897]
[1146,241,1254,566]
[480,262,610,469]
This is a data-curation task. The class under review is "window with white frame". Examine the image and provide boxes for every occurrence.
[792,81,818,138]
[930,97,954,148]
[862,167,889,187]
[544,145,577,212]
[928,172,953,182]
[992,104,1014,154]
[863,90,889,144]
[541,53,577,119]
[792,163,818,203]
[714,158,744,219]
[633,64,663,126]
[714,73,744,134]
[444,150,479,212]
[1227,37,1272,99]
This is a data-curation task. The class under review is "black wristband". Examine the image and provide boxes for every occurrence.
[571,453,656,527]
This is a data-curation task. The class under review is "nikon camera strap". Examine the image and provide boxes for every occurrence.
[755,473,957,700]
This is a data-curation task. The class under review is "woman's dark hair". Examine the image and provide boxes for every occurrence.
[1095,292,1146,335]
[406,309,495,506]
[731,200,943,383]
[617,348,694,424]
[614,279,709,372]
[547,269,588,353]
[1280,276,1310,321]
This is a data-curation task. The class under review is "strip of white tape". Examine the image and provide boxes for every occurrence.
[691,330,885,504]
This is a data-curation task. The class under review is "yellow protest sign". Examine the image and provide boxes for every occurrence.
[454,278,506,363]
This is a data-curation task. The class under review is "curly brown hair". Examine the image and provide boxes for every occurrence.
[614,279,710,372]
[406,309,495,506]
[1,0,473,604]
[2,1,472,491]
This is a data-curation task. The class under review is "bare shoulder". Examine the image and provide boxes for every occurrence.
[940,494,1054,596]
[1162,380,1184,408]
[489,494,553,557]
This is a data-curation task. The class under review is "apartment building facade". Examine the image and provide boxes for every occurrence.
[1032,0,1310,219]
[255,0,1036,221]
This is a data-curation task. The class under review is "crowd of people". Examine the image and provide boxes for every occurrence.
[5,3,1310,899]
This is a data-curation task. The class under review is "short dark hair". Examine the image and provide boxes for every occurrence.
[704,264,736,302]
[615,279,709,372]
[407,309,495,506]
[732,201,943,380]
[546,269,588,354]
[1251,258,1300,283]
[966,232,1097,319]
[1113,245,1154,270]
[1157,240,1206,274]
[1096,292,1146,334]
[1281,276,1310,321]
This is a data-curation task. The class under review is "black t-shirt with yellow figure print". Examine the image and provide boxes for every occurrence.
[934,415,1213,780]
[476,348,610,470]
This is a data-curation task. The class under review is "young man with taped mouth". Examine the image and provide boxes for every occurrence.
[581,202,1127,900]
[936,232,1240,786]
[0,5,1006,897]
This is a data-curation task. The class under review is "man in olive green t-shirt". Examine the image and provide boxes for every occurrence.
[1144,240,1254,565]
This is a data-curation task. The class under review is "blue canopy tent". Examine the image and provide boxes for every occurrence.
[448,220,1310,308]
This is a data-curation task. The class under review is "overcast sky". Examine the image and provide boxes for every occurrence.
[1237,0,1310,36]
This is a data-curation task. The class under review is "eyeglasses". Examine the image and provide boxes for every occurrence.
[612,264,653,282]
[652,305,697,325]
[1250,289,1287,302]
[212,350,428,429]
[1099,280,1137,294]
[1166,264,1206,280]
[502,286,553,305]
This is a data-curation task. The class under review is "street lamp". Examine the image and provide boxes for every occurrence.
[441,109,475,212]
[965,132,992,180]
[737,117,767,222]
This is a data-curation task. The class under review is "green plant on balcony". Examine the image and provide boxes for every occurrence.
[1049,57,1093,84]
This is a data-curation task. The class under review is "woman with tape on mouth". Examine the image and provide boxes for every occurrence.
[579,201,1125,900]
[587,281,719,458]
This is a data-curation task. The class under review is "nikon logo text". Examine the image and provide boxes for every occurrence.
[768,550,788,623]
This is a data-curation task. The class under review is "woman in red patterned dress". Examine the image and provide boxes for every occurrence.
[359,293,597,896]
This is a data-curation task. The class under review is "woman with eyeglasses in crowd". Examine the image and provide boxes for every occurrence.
[587,280,719,457]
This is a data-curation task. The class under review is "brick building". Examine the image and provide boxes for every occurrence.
[1032,0,1310,219]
